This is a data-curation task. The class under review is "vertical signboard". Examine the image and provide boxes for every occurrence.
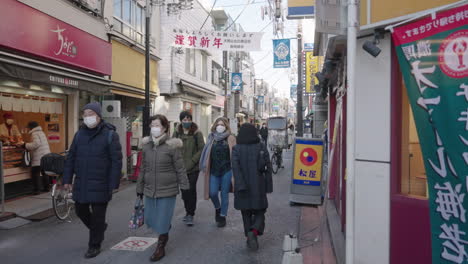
[290,84,297,99]
[273,39,291,68]
[305,52,321,93]
[392,4,468,264]
[231,73,242,92]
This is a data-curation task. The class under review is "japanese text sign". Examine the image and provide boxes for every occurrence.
[392,4,468,264]
[293,139,324,186]
[305,52,322,93]
[169,28,263,52]
[273,39,291,68]
[231,73,242,92]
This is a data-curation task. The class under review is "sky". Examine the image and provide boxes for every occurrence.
[201,0,316,98]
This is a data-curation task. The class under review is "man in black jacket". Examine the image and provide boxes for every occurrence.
[63,102,122,259]
[259,123,268,144]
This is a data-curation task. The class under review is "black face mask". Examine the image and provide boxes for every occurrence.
[182,122,192,129]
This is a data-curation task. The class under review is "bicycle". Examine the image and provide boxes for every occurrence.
[271,145,283,174]
[41,152,73,221]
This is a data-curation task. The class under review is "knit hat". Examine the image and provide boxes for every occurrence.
[237,123,260,145]
[82,102,102,117]
[179,110,193,121]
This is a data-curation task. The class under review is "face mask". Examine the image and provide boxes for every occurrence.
[151,127,162,138]
[83,116,98,128]
[182,122,192,129]
[216,125,226,134]
[6,119,13,125]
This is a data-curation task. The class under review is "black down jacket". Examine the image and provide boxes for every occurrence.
[232,143,273,210]
[63,121,123,203]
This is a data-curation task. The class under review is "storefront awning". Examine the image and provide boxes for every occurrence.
[110,82,157,100]
[0,52,111,94]
[179,79,216,99]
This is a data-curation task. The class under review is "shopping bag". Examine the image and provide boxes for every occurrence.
[129,197,144,229]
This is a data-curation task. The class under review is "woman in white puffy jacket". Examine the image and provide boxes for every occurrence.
[24,121,51,194]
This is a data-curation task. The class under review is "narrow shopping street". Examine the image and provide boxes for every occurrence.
[1,151,303,264]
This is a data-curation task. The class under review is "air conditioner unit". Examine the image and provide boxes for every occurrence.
[102,100,121,118]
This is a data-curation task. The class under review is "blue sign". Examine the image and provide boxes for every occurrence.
[257,95,264,104]
[304,43,314,51]
[290,84,297,98]
[273,39,290,68]
[231,73,242,92]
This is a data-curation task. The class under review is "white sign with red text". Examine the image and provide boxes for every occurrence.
[168,28,264,52]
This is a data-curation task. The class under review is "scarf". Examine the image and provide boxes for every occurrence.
[199,131,230,171]
[152,133,167,146]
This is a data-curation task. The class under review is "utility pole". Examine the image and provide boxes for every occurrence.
[296,25,304,137]
[223,50,228,118]
[143,0,152,137]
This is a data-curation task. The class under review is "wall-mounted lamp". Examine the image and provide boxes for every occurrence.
[363,29,385,58]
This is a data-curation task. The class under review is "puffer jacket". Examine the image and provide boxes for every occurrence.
[172,123,205,174]
[25,126,51,167]
[63,121,123,203]
[136,135,189,198]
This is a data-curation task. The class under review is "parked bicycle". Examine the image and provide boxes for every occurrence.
[41,152,72,221]
[267,116,289,175]
[271,145,283,174]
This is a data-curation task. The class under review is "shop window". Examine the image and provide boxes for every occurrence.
[400,80,428,199]
[211,61,222,87]
[113,0,145,44]
[185,48,196,76]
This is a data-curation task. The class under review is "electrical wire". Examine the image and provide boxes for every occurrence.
[253,50,272,66]
[225,0,254,31]
[200,0,218,30]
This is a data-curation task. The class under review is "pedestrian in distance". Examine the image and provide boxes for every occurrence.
[259,123,268,144]
[199,117,236,228]
[136,114,189,262]
[63,102,123,259]
[20,121,51,194]
[232,123,273,251]
[172,111,205,226]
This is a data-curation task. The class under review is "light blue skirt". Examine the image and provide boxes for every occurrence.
[144,196,176,235]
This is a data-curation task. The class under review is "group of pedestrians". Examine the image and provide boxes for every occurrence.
[62,102,273,261]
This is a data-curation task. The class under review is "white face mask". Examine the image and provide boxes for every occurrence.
[6,119,13,125]
[83,116,98,128]
[216,125,226,134]
[151,127,162,138]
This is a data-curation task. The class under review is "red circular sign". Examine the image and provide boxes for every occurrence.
[300,148,318,166]
[438,30,468,78]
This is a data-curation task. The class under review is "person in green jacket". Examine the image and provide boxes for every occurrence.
[173,111,205,226]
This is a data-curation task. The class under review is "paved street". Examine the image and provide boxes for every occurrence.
[0,150,300,264]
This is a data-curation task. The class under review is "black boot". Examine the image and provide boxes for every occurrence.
[215,208,221,223]
[217,216,226,228]
[150,234,168,262]
[84,246,101,258]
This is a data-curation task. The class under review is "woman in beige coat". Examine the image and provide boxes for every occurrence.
[199,117,236,227]
[24,121,51,194]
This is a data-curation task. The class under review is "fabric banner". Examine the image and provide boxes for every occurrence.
[257,95,264,104]
[305,52,321,93]
[290,84,297,99]
[273,39,291,68]
[231,73,242,92]
[392,4,468,264]
[169,28,263,52]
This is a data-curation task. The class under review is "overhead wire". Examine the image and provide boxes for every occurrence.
[200,0,218,30]
[225,0,254,31]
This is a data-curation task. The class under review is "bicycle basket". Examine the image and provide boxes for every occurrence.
[41,153,66,175]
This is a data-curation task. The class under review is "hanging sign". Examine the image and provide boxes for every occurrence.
[169,28,263,52]
[257,95,265,104]
[231,73,242,92]
[305,52,321,93]
[290,84,297,99]
[392,4,468,264]
[273,39,291,68]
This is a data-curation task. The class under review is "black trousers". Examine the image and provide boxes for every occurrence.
[75,202,108,248]
[241,209,266,237]
[31,166,49,192]
[181,171,199,216]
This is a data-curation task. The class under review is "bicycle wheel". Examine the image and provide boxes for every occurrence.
[271,154,279,174]
[52,183,71,221]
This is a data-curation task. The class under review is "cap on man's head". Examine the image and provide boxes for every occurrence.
[82,102,102,117]
[179,111,192,121]
[3,112,13,119]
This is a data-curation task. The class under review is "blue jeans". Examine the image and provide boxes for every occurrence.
[209,171,232,217]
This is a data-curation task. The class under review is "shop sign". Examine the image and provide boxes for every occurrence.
[273,39,291,68]
[392,4,468,264]
[288,0,315,19]
[169,28,263,52]
[49,75,79,88]
[292,139,323,185]
[305,52,322,93]
[0,0,111,75]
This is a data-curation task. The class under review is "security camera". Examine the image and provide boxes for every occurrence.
[363,40,381,58]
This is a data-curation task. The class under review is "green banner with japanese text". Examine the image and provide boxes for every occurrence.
[392,4,468,264]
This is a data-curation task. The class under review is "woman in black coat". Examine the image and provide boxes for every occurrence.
[232,123,273,251]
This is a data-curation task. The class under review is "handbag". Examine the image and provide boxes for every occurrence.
[21,149,31,167]
[129,197,145,229]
